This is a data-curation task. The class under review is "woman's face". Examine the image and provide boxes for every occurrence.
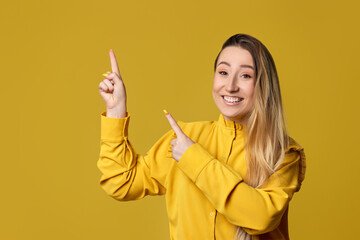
[212,46,255,124]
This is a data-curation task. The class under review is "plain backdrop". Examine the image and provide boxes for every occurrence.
[1,0,359,239]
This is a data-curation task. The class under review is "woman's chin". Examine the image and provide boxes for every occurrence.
[220,109,252,124]
[222,113,243,122]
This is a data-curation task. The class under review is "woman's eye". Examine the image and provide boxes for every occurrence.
[241,74,251,78]
[219,71,227,75]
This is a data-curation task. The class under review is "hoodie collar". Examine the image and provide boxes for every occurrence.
[217,114,244,133]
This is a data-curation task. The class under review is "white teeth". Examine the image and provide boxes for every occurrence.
[223,96,242,103]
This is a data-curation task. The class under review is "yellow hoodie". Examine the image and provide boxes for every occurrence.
[98,113,306,240]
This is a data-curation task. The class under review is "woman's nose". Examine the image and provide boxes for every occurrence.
[225,76,239,92]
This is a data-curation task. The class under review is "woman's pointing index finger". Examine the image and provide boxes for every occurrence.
[109,49,121,78]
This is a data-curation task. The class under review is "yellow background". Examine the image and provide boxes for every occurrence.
[1,0,359,239]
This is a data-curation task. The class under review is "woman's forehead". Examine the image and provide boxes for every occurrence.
[217,46,254,67]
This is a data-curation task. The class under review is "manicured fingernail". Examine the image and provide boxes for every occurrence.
[163,109,168,115]
[102,73,110,77]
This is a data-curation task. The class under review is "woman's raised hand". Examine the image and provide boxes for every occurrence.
[98,49,127,118]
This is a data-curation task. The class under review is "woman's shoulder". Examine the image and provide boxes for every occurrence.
[287,137,303,152]
[284,137,306,192]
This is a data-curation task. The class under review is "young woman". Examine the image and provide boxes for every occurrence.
[97,34,306,240]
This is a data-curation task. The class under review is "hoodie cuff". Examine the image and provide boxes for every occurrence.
[100,112,130,142]
[177,143,215,183]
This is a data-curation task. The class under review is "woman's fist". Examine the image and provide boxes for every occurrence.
[98,49,127,118]
[164,111,195,162]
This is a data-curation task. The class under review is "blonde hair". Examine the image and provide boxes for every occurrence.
[215,34,289,240]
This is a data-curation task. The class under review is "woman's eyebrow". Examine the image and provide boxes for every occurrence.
[240,64,254,70]
[217,61,231,67]
[217,61,254,70]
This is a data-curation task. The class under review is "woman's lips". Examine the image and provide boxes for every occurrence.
[222,96,244,105]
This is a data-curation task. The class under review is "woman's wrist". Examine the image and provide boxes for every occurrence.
[106,108,127,118]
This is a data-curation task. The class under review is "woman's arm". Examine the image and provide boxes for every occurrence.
[98,50,169,200]
[98,113,170,200]
[178,142,304,235]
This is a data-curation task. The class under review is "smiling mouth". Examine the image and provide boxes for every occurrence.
[222,96,244,103]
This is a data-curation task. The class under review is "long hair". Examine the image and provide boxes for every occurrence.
[214,34,289,240]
